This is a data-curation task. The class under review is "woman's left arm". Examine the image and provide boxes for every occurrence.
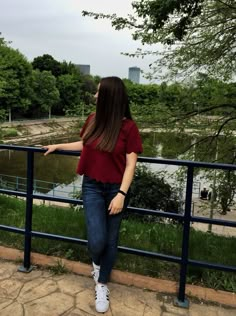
[108,152,138,215]
[119,152,138,194]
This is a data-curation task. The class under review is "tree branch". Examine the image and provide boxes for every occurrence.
[216,0,236,10]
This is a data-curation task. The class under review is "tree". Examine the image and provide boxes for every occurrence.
[83,0,236,81]
[217,170,236,214]
[0,35,32,121]
[32,56,99,116]
[31,70,60,118]
[56,73,82,115]
[80,74,97,105]
[32,54,62,77]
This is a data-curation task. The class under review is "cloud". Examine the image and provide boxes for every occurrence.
[1,0,158,82]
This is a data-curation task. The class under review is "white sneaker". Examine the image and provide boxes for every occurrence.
[91,262,100,284]
[95,284,110,313]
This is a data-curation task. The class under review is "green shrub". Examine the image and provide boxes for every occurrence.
[128,165,179,222]
[3,128,18,137]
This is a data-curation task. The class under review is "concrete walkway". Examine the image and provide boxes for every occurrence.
[191,198,236,237]
[0,260,235,316]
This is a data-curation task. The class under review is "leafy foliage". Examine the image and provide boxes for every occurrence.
[31,70,60,117]
[56,73,82,113]
[83,0,236,80]
[0,36,99,119]
[32,54,62,77]
[0,36,32,117]
[129,165,179,213]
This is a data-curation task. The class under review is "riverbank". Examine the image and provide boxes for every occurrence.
[2,116,228,145]
[1,117,81,145]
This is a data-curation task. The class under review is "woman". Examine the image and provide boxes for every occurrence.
[43,76,142,313]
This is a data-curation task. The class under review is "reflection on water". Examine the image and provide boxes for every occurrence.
[141,131,192,159]
[0,131,232,197]
[0,150,79,183]
[0,144,80,195]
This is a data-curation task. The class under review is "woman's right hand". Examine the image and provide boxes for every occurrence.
[42,145,58,156]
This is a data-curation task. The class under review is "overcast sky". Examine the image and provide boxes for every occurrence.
[1,0,159,83]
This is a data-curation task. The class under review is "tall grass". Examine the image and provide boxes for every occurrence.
[0,195,235,292]
[2,128,18,137]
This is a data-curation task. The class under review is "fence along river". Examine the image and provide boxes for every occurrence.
[0,131,204,199]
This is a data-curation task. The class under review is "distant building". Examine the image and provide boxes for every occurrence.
[76,64,90,75]
[128,67,140,83]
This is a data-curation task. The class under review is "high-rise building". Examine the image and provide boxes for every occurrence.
[76,64,90,75]
[128,67,140,83]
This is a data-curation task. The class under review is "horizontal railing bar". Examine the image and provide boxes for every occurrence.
[31,231,87,245]
[126,206,184,219]
[0,188,184,218]
[1,188,236,226]
[0,189,27,197]
[1,145,236,170]
[0,225,25,234]
[2,223,235,272]
[33,194,83,205]
[32,231,182,263]
[0,174,26,180]
[0,145,81,157]
[1,182,26,187]
[188,259,236,272]
[0,190,82,205]
[118,245,181,263]
[32,197,182,219]
[191,215,236,227]
[138,157,236,170]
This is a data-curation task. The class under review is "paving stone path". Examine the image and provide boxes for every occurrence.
[0,260,235,316]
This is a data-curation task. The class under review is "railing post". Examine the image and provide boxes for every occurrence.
[174,166,194,308]
[16,176,19,191]
[18,151,34,273]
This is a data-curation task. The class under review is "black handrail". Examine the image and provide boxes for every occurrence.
[0,144,236,308]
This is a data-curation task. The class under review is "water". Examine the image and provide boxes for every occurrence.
[0,137,80,197]
[0,131,228,198]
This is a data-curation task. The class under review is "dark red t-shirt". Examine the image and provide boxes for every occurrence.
[76,113,143,183]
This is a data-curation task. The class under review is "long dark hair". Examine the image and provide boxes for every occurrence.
[83,76,132,152]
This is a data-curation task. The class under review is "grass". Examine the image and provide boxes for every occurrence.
[2,128,18,137]
[48,259,69,275]
[0,194,235,292]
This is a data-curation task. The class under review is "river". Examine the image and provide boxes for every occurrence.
[0,131,228,197]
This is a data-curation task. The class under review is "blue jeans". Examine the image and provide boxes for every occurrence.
[82,175,129,284]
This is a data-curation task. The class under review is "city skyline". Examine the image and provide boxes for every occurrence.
[77,64,142,83]
[128,67,141,84]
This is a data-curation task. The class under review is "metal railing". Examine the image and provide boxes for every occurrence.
[0,144,236,308]
[0,173,81,197]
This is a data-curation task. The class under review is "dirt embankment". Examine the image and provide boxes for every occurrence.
[1,117,81,145]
